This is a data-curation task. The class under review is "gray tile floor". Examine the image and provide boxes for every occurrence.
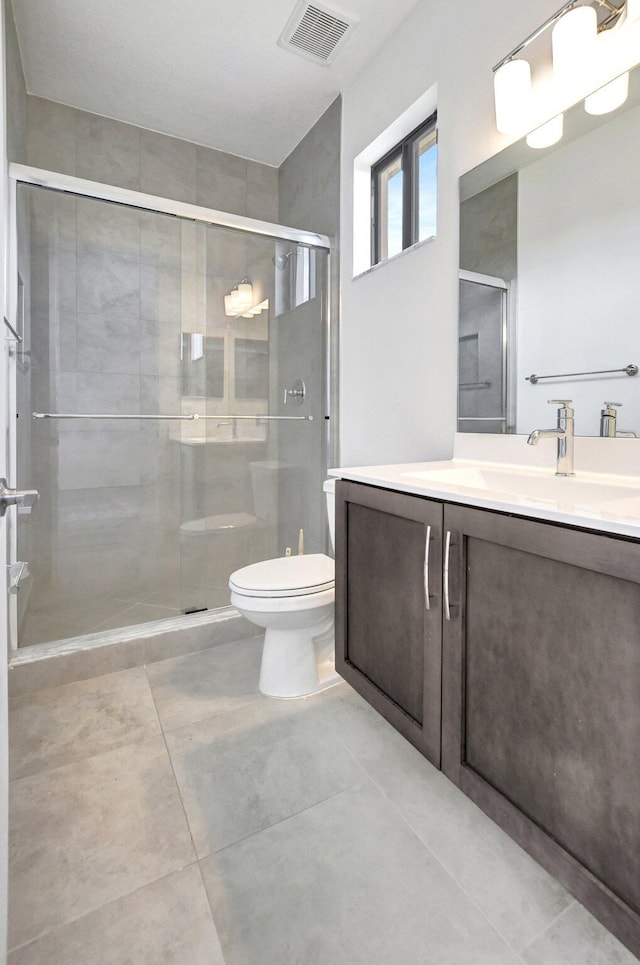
[7,635,640,964]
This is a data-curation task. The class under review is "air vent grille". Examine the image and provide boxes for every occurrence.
[278,1,358,66]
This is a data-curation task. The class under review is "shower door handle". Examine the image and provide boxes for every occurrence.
[7,561,30,594]
[0,479,39,517]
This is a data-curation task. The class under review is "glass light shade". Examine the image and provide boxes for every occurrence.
[526,114,564,149]
[627,0,640,25]
[552,6,598,93]
[224,293,236,315]
[237,282,253,309]
[494,59,533,133]
[585,72,629,114]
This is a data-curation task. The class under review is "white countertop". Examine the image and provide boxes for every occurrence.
[329,436,640,539]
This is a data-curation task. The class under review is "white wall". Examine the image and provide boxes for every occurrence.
[339,0,564,466]
[516,104,640,437]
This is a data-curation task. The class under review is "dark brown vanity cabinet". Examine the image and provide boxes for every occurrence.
[442,504,640,957]
[335,480,443,766]
[335,480,640,957]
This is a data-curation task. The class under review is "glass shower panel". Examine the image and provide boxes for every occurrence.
[15,184,203,645]
[178,225,327,614]
[458,277,508,433]
[14,183,329,648]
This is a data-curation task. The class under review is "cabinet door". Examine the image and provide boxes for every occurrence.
[335,481,443,766]
[442,504,640,958]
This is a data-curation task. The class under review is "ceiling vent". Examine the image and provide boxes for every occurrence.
[277,1,358,66]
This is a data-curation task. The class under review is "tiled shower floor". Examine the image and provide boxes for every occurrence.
[18,586,232,648]
[7,636,639,964]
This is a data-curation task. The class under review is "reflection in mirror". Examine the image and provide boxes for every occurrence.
[181,334,225,398]
[459,66,640,437]
[234,338,269,399]
[458,273,510,433]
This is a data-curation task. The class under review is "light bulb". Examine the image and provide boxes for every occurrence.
[553,6,598,94]
[526,114,564,149]
[493,59,533,134]
[585,72,629,114]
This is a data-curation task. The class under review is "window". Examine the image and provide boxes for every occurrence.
[371,112,437,265]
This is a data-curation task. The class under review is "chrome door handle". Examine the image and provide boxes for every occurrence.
[444,530,452,621]
[424,525,431,610]
[0,479,39,517]
[7,561,30,594]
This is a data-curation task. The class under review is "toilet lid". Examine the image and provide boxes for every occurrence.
[229,553,335,598]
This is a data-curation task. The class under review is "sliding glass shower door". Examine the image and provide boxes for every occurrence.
[12,183,328,648]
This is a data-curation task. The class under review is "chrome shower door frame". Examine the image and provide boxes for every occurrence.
[6,163,338,653]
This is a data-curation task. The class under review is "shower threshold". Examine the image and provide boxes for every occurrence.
[8,607,256,697]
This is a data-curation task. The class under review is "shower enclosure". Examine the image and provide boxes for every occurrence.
[7,170,332,650]
[458,270,512,433]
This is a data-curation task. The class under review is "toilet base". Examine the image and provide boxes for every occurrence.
[258,620,340,699]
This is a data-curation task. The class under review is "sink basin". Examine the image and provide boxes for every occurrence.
[402,465,640,507]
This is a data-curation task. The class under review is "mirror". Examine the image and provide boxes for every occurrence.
[459,64,640,437]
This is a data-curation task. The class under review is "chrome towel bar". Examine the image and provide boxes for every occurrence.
[32,412,314,422]
[526,364,638,385]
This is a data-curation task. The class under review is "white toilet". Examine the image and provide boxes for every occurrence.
[229,479,340,698]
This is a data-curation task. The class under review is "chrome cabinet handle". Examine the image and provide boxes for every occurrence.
[444,530,452,621]
[424,525,431,611]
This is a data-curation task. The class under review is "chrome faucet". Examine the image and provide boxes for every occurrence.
[527,400,575,476]
[600,402,637,439]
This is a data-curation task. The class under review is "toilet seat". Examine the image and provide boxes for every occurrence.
[229,553,334,598]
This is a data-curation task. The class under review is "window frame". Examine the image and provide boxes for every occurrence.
[371,110,438,266]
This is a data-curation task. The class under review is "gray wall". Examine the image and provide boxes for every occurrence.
[277,96,341,541]
[5,0,26,162]
[459,174,518,282]
[18,96,279,221]
[279,96,341,238]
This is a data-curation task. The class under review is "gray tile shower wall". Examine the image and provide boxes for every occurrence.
[18,96,279,222]
[278,96,341,239]
[5,1,27,163]
[276,96,341,545]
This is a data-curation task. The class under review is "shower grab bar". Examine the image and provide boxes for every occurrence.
[459,381,492,390]
[32,412,314,422]
[526,364,639,385]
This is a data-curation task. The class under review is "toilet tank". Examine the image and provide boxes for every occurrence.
[323,478,336,553]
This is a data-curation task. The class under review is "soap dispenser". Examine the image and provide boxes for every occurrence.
[600,402,637,438]
[600,401,621,437]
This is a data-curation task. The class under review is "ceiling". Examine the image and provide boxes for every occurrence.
[12,0,422,166]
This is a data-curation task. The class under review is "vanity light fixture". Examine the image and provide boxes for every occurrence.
[494,59,533,133]
[552,5,598,94]
[585,70,630,111]
[493,0,633,143]
[526,113,565,148]
[224,281,269,319]
[224,280,253,317]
